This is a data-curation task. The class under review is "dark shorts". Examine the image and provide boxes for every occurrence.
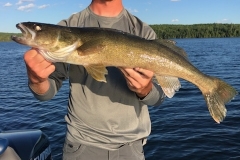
[62,139,145,160]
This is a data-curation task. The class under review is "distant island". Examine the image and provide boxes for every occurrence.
[1,23,240,42]
[151,23,240,39]
[0,32,22,42]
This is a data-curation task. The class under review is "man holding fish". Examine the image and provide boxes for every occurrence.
[23,0,165,159]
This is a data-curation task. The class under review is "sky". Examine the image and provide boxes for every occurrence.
[0,0,239,33]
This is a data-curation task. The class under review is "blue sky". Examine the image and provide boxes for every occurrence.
[0,0,239,33]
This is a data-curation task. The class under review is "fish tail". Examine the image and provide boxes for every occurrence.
[203,77,238,123]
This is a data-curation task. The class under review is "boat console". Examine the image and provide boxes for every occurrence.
[0,130,52,160]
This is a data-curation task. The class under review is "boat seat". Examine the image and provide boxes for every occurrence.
[0,138,21,160]
[0,147,21,160]
[0,138,8,155]
[0,130,42,160]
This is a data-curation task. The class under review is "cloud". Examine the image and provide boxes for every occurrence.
[222,18,228,22]
[4,2,12,7]
[38,4,49,9]
[127,8,138,13]
[79,4,84,8]
[216,18,231,24]
[16,0,35,5]
[17,3,35,11]
[172,19,179,22]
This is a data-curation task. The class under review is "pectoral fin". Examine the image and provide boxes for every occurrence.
[76,39,108,82]
[85,65,108,82]
[155,75,181,98]
[77,39,105,56]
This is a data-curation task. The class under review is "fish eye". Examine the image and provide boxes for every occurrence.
[33,24,42,31]
[35,25,42,31]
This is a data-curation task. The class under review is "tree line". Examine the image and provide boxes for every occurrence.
[0,32,22,42]
[150,23,240,39]
[0,23,240,41]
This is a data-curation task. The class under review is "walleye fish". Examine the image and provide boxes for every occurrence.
[11,22,237,123]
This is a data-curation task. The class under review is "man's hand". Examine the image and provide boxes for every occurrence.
[24,49,55,94]
[119,67,154,99]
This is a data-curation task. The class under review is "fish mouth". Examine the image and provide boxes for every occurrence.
[11,23,36,46]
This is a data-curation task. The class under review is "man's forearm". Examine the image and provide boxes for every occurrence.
[29,79,50,95]
[140,82,165,107]
[29,78,57,101]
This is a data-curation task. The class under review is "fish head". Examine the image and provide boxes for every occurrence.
[11,22,62,50]
[12,22,81,62]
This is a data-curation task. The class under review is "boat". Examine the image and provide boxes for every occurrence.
[0,129,52,160]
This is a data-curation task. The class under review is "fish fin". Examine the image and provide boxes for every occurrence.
[203,77,238,124]
[85,65,108,82]
[155,39,188,60]
[77,39,105,56]
[155,75,181,98]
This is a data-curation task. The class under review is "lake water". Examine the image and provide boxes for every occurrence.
[0,38,239,160]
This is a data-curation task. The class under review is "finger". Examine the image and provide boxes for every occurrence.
[24,49,41,61]
[122,68,140,79]
[123,68,148,84]
[24,50,48,69]
[39,64,56,78]
[119,68,141,88]
[47,63,56,73]
[119,68,137,82]
[133,67,154,78]
[119,67,129,77]
[37,59,53,69]
[26,48,50,63]
[26,49,52,67]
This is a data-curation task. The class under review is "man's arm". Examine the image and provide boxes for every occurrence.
[119,67,165,106]
[24,49,55,94]
[119,67,153,98]
[24,49,60,101]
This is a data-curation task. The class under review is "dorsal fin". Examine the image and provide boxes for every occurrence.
[155,39,188,60]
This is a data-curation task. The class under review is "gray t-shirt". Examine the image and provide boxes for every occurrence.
[31,7,165,150]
